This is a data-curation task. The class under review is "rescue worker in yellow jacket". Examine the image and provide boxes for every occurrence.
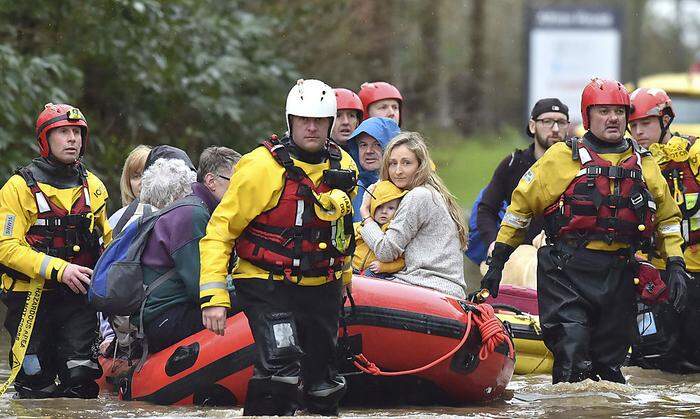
[482,79,688,384]
[0,103,111,398]
[628,87,700,373]
[199,79,357,416]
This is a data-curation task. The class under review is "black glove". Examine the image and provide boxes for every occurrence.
[480,243,516,298]
[666,256,689,313]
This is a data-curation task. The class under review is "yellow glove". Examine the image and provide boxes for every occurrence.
[314,189,352,221]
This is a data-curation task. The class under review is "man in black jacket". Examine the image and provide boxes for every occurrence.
[476,98,569,255]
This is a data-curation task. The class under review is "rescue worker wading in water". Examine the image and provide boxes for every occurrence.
[199,79,358,415]
[628,87,700,372]
[482,78,688,384]
[0,103,111,398]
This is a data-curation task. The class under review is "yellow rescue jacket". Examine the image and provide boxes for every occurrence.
[352,180,406,273]
[648,135,700,271]
[0,169,112,292]
[496,139,684,260]
[199,143,358,309]
[353,222,405,273]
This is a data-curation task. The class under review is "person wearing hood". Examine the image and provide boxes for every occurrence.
[353,180,406,276]
[481,79,688,385]
[0,103,112,398]
[347,117,401,221]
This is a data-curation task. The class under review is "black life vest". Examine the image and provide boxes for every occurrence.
[544,138,656,247]
[235,136,355,283]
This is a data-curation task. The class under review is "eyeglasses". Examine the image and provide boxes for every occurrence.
[535,118,570,129]
[218,174,230,181]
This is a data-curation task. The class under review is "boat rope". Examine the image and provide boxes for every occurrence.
[352,302,514,377]
[0,276,44,396]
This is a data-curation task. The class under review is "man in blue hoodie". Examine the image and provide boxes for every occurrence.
[347,117,401,221]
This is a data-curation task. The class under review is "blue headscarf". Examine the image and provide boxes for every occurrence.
[346,117,401,220]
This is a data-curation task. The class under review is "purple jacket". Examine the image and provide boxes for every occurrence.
[139,182,219,324]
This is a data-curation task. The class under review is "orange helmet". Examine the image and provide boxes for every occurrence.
[629,88,674,122]
[580,78,630,130]
[334,88,363,120]
[35,103,88,158]
[358,81,403,123]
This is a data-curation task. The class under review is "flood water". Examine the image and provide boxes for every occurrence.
[0,327,698,418]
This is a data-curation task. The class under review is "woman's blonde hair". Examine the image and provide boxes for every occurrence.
[119,145,151,206]
[380,132,468,249]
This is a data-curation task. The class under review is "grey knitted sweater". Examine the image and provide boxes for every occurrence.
[360,185,467,298]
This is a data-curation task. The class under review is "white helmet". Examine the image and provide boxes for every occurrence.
[285,79,337,138]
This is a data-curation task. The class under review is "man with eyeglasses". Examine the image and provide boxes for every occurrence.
[197,146,242,201]
[470,98,569,267]
[482,78,688,384]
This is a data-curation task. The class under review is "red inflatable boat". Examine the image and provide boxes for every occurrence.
[100,276,515,407]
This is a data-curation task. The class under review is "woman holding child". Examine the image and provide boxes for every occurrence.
[358,132,468,299]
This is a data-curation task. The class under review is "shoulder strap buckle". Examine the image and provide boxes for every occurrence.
[327,141,342,169]
[568,137,581,161]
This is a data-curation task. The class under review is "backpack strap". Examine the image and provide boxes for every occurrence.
[131,195,208,371]
[112,199,141,237]
[142,205,153,217]
[135,267,178,372]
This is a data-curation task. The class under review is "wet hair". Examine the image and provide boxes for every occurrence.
[119,145,151,206]
[140,158,196,209]
[380,132,468,249]
[197,146,242,182]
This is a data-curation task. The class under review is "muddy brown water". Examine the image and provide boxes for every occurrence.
[0,308,699,417]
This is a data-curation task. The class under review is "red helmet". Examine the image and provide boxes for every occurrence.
[580,78,630,130]
[35,103,89,158]
[334,88,363,119]
[358,81,403,121]
[629,88,674,123]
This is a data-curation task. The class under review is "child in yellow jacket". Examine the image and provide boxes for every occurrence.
[353,180,407,276]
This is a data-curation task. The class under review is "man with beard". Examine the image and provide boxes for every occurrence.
[482,78,688,384]
[472,98,569,262]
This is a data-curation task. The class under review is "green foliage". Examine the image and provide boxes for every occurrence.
[0,0,296,212]
[0,45,81,175]
[0,0,697,215]
[428,126,525,208]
